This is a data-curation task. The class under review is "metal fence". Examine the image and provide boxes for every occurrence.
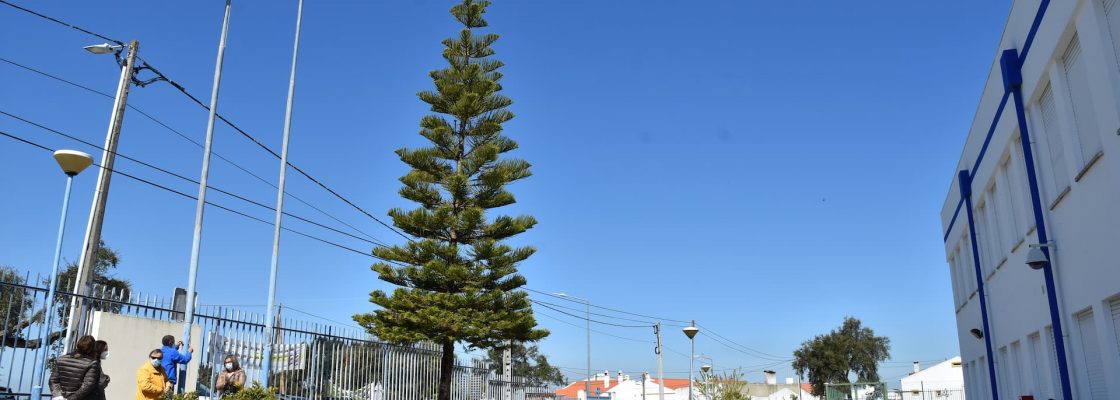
[0,271,554,399]
[824,382,889,400]
[887,389,964,400]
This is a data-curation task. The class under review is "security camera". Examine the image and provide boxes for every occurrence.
[1025,246,1049,270]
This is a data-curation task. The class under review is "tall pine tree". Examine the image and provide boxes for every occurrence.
[353,1,546,399]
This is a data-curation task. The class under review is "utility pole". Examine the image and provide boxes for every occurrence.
[182,0,233,362]
[63,40,138,351]
[655,322,665,400]
[641,372,648,400]
[262,0,303,388]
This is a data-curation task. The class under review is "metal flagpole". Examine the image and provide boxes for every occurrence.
[262,0,304,388]
[182,0,232,372]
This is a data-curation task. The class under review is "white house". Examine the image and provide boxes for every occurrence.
[940,1,1120,400]
[900,358,964,396]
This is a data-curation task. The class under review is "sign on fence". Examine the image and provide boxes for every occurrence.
[209,332,307,371]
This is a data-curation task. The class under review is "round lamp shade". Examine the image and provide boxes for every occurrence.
[53,150,94,176]
[683,325,699,339]
[701,365,711,373]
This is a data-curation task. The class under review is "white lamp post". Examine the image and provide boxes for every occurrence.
[683,321,699,400]
[30,150,95,400]
[556,293,591,399]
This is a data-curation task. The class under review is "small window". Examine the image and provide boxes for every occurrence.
[1037,84,1072,201]
[1060,35,1104,169]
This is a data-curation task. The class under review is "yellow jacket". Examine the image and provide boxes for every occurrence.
[136,362,169,400]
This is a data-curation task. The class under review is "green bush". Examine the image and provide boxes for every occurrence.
[226,382,278,400]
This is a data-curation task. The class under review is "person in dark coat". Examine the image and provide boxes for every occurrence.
[90,340,110,400]
[48,335,102,400]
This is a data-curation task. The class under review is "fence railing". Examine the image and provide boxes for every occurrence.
[0,271,555,399]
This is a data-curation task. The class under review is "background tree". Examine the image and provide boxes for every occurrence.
[695,369,748,400]
[792,317,890,397]
[484,343,565,387]
[0,241,129,349]
[353,1,547,400]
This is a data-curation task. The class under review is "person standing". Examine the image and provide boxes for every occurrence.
[48,335,101,400]
[136,349,170,400]
[91,340,110,400]
[159,335,193,392]
[214,355,246,398]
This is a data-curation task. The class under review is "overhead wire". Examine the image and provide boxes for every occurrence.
[0,109,390,249]
[529,300,651,329]
[0,1,412,242]
[0,129,402,265]
[524,288,690,325]
[0,56,386,246]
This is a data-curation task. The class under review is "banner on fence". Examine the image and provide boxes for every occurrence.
[208,332,307,371]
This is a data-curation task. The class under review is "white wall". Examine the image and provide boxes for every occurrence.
[941,1,1120,399]
[900,357,964,392]
[88,312,202,400]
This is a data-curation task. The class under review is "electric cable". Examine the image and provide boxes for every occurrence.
[0,109,390,249]
[529,300,651,329]
[0,56,385,246]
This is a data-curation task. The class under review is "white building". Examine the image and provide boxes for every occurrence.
[900,358,964,396]
[940,1,1120,400]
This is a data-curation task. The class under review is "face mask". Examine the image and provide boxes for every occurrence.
[150,359,161,367]
[100,351,108,360]
[224,363,234,371]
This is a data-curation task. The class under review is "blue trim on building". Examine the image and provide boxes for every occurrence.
[958,170,1000,400]
[941,1,1074,399]
[1006,47,1073,400]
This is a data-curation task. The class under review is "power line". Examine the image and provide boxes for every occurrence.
[530,300,651,329]
[0,1,411,242]
[0,129,399,264]
[697,323,789,360]
[0,109,390,249]
[529,297,658,325]
[523,288,690,325]
[0,56,385,246]
[0,0,123,46]
[533,308,654,344]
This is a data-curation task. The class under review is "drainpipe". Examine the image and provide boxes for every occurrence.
[958,170,999,400]
[1001,48,1074,400]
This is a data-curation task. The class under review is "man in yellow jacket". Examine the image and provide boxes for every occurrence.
[136,349,171,400]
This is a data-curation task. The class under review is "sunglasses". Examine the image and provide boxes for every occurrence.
[150,356,162,360]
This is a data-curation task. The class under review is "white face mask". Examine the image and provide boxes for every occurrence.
[224,363,234,371]
[150,359,161,367]
[100,351,108,360]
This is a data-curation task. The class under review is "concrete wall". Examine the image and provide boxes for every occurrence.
[941,1,1120,399]
[88,312,202,400]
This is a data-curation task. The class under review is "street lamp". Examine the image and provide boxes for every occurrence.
[83,43,123,54]
[556,292,591,399]
[683,321,699,400]
[30,150,95,400]
[64,39,140,353]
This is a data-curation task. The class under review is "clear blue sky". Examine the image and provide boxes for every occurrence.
[1,0,1010,385]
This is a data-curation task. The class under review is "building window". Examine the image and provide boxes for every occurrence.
[1111,298,1120,368]
[979,356,990,399]
[998,346,1012,400]
[1046,326,1062,399]
[1102,0,1120,71]
[1006,137,1033,232]
[1011,341,1025,399]
[997,157,1023,243]
[1059,34,1104,171]
[962,234,977,295]
[1028,332,1051,398]
[1037,84,1072,203]
[1076,310,1109,399]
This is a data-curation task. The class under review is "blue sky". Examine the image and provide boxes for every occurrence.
[1,0,1010,385]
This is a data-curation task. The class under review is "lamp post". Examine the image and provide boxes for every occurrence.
[683,321,699,400]
[556,293,591,399]
[700,364,711,400]
[64,40,138,352]
[30,150,95,400]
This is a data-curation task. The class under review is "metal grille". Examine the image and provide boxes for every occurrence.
[0,271,555,399]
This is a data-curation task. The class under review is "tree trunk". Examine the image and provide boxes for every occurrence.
[438,340,455,400]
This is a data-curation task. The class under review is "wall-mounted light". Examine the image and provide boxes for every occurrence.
[969,328,984,339]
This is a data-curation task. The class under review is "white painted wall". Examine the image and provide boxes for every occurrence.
[941,1,1120,399]
[88,312,202,400]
